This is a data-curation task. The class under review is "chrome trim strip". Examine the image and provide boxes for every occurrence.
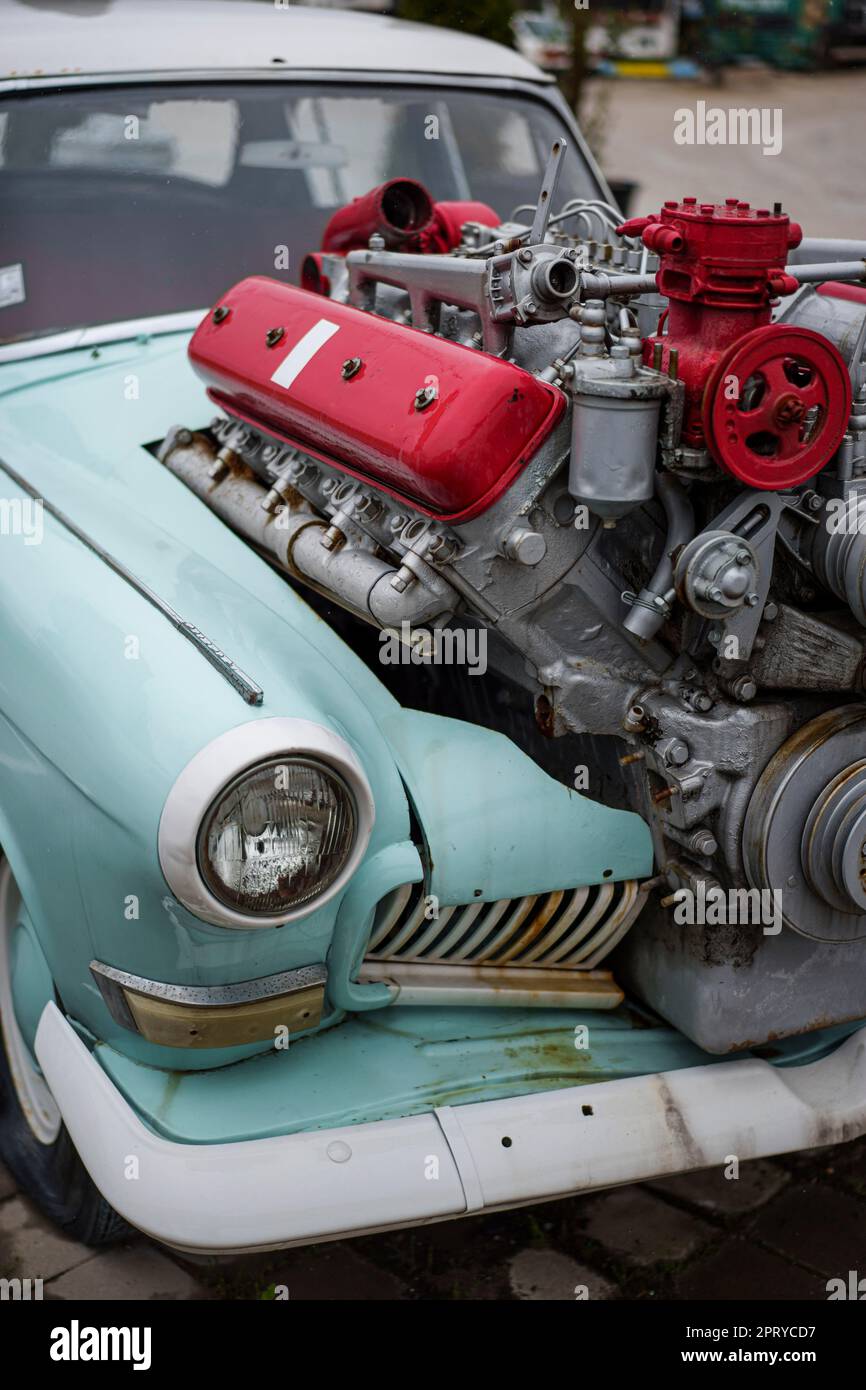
[157,717,375,930]
[90,959,328,1034]
[0,456,264,706]
[0,310,206,364]
[0,72,555,96]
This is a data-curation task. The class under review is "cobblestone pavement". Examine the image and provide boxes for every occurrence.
[2,1136,864,1299]
[584,66,866,238]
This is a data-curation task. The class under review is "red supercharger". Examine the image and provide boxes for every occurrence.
[619,198,851,489]
[188,276,565,523]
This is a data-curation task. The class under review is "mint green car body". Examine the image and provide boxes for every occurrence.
[0,328,664,1137]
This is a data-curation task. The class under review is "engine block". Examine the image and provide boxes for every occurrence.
[162,142,866,1050]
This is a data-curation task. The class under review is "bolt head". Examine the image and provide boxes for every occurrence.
[341,357,362,380]
[265,326,285,348]
[212,305,230,324]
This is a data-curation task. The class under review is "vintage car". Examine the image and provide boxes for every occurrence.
[1,0,865,1256]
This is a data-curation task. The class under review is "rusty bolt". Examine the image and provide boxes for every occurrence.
[414,385,438,411]
[341,357,362,380]
[618,750,646,767]
[623,703,647,734]
[265,326,285,348]
[652,784,680,805]
[320,526,345,552]
[212,305,230,325]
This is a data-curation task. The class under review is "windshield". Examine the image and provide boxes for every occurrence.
[0,80,599,345]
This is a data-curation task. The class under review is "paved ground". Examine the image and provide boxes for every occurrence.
[583,66,866,238]
[3,1135,865,1299]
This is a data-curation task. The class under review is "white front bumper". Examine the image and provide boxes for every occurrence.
[35,1002,866,1254]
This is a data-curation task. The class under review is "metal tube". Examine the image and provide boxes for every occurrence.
[579,271,659,298]
[622,473,695,641]
[785,261,866,284]
[790,238,866,264]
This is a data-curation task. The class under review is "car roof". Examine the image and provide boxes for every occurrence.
[2,0,551,83]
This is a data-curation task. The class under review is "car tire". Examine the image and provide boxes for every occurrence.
[0,854,130,1245]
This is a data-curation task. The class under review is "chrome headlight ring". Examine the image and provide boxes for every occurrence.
[158,718,375,930]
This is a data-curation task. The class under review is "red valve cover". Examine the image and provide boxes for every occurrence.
[189,278,565,523]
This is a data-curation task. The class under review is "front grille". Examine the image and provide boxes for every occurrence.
[366,879,644,972]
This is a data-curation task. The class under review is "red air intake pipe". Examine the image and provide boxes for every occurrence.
[321,178,435,253]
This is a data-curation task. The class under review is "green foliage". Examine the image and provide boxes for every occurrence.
[396,0,516,49]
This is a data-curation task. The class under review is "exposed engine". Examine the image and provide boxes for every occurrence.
[160,142,866,1052]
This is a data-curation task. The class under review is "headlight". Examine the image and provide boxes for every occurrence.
[158,718,375,929]
[198,757,356,915]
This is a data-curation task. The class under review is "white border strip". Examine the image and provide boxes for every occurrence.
[270,320,339,392]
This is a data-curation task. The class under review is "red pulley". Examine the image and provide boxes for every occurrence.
[702,325,852,490]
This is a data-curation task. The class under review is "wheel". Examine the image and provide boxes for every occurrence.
[0,854,129,1245]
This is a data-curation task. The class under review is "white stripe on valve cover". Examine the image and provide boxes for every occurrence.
[270,319,340,391]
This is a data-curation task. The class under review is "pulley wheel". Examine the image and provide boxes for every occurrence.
[702,325,851,489]
[743,705,866,942]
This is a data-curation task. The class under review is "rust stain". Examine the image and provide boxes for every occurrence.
[655,1075,706,1168]
[493,892,565,964]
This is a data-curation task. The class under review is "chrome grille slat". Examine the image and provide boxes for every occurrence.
[574,881,644,968]
[365,879,646,981]
[495,891,564,964]
[428,902,486,958]
[448,899,512,961]
[400,905,456,959]
[375,894,429,957]
[367,882,414,952]
[542,883,616,964]
[519,886,590,962]
[475,896,539,963]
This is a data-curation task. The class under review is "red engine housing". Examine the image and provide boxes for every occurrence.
[620,198,802,448]
[619,198,850,487]
[188,277,565,523]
